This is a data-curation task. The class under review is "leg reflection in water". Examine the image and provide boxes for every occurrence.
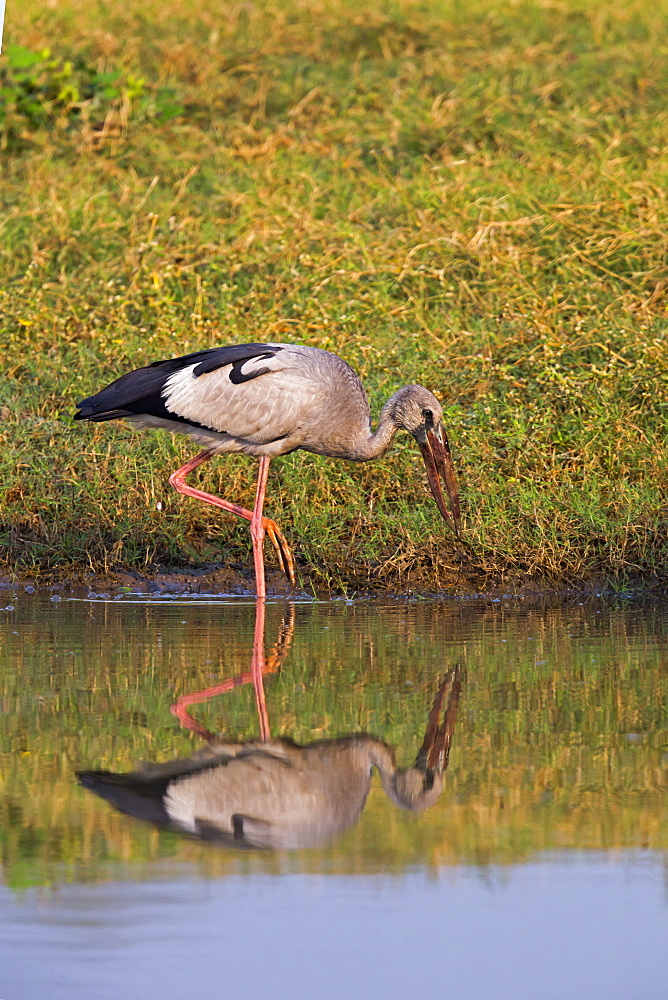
[170,599,295,742]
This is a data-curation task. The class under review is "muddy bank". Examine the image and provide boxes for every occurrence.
[1,562,665,602]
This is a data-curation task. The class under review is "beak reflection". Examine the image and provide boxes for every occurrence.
[416,664,463,775]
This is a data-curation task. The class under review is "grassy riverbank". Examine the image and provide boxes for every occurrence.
[1,0,667,592]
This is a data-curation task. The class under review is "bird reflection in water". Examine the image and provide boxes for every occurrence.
[78,602,463,850]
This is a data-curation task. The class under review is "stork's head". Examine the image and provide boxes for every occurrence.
[380,665,463,813]
[386,766,444,812]
[390,385,461,537]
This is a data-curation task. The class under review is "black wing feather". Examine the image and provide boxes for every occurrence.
[74,343,283,421]
[77,770,173,824]
[77,753,233,826]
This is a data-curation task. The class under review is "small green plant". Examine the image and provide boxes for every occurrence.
[0,45,182,149]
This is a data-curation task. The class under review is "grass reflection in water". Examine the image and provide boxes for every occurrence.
[0,594,666,887]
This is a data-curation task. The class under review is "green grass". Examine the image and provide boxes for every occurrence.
[1,0,667,592]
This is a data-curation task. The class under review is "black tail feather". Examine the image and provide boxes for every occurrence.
[74,343,282,421]
[77,769,172,825]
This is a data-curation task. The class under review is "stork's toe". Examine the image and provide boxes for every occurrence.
[263,519,296,587]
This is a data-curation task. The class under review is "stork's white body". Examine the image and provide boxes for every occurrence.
[149,344,375,460]
[75,342,461,598]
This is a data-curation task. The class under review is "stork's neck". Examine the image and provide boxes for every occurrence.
[367,741,398,779]
[348,392,403,461]
[367,742,408,803]
[368,741,442,811]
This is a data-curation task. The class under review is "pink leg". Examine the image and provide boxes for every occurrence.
[171,673,249,742]
[249,457,270,601]
[170,597,283,741]
[168,449,253,520]
[170,656,270,742]
[168,450,296,591]
[250,597,270,740]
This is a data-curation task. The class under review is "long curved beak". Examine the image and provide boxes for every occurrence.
[418,424,461,537]
[415,665,463,775]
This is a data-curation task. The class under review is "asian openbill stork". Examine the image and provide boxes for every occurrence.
[74,342,461,598]
[77,666,462,850]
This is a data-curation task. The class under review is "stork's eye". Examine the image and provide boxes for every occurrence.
[422,408,433,421]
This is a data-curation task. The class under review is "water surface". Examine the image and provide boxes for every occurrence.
[1,592,666,998]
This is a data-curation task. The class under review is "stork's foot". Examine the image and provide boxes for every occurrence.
[263,518,296,587]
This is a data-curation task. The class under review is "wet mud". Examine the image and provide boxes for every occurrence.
[2,561,665,602]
